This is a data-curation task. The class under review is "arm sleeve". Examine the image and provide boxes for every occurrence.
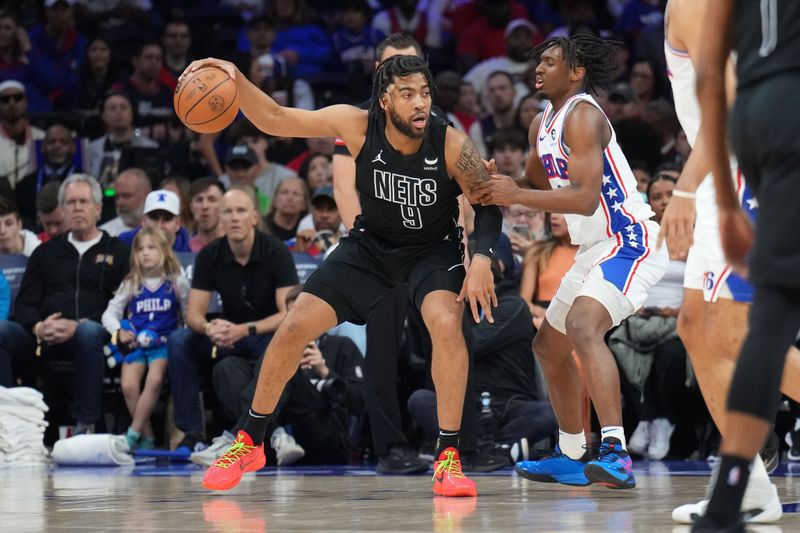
[471,204,502,257]
[101,281,130,335]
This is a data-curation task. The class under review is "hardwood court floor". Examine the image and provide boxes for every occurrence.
[2,461,799,532]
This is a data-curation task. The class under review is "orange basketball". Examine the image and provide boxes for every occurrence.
[174,66,239,134]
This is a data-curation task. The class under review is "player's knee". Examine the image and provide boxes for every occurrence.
[427,311,462,339]
[676,306,701,345]
[564,318,602,351]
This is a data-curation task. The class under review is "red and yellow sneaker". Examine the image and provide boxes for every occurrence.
[202,430,266,491]
[432,447,477,497]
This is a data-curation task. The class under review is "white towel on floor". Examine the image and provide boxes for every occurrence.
[52,434,134,466]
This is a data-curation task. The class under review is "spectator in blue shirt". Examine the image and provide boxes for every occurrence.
[268,0,333,78]
[28,0,88,110]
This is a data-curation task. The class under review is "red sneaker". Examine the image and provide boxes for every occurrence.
[432,447,477,497]
[202,430,266,491]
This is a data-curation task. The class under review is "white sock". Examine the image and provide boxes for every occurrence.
[558,429,586,460]
[601,426,627,449]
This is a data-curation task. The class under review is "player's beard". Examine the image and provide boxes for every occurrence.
[388,107,427,140]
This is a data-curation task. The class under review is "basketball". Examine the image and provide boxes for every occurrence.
[174,66,239,134]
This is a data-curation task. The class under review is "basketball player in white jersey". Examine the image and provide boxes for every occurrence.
[475,34,668,489]
[661,0,800,523]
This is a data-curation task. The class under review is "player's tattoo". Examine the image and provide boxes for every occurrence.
[455,137,490,190]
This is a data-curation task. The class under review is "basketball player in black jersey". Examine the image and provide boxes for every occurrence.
[694,1,800,530]
[181,54,502,497]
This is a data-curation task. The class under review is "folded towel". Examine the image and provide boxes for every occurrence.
[52,434,134,466]
[0,386,48,412]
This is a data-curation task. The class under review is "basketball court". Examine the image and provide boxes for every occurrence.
[4,461,799,532]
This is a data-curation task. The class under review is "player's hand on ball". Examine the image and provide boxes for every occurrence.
[458,254,498,323]
[180,58,237,85]
[657,194,695,260]
[718,207,753,278]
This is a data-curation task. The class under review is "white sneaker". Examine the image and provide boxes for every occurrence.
[190,431,234,467]
[629,421,650,455]
[270,427,305,466]
[672,483,782,524]
[509,438,530,462]
[648,418,675,460]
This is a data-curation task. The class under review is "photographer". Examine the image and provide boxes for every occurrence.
[294,186,344,256]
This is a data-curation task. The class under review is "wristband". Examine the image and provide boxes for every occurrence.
[672,189,696,200]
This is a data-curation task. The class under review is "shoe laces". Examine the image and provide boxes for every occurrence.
[215,436,256,469]
[433,450,465,480]
[590,442,624,463]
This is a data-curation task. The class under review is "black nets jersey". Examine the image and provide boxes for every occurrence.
[353,111,461,246]
[734,0,800,90]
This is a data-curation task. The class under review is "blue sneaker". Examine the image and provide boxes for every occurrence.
[514,445,591,486]
[583,438,636,489]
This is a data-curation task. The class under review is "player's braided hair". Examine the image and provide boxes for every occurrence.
[370,55,434,117]
[528,34,621,94]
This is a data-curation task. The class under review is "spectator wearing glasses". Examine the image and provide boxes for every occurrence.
[167,185,299,451]
[0,80,45,189]
[0,174,129,433]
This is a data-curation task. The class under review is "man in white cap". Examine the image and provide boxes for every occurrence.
[463,19,538,104]
[0,80,45,189]
[118,189,191,251]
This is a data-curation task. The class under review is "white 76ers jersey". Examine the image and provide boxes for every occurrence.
[536,93,654,246]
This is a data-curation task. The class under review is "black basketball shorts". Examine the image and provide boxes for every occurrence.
[731,74,800,289]
[302,225,465,325]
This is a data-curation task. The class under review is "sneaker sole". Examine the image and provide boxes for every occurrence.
[432,482,477,497]
[202,455,267,491]
[673,503,782,524]
[584,464,636,489]
[514,464,591,486]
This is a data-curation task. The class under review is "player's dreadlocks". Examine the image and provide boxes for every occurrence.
[528,34,621,95]
[370,55,434,117]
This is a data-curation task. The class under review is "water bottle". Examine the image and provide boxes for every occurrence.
[478,392,497,442]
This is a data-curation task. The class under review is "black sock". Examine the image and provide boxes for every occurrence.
[435,429,460,457]
[704,455,751,525]
[242,409,271,446]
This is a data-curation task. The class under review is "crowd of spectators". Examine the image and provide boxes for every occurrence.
[1,0,783,468]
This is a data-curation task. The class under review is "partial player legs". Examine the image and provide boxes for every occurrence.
[564,296,618,428]
[420,289,476,497]
[531,319,583,434]
[249,292,338,415]
[697,286,800,530]
[202,292,338,491]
